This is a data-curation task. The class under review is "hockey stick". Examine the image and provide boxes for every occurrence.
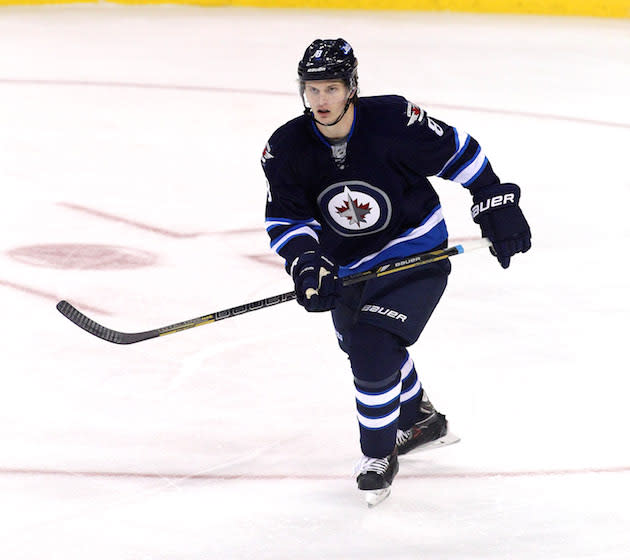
[56,237,491,345]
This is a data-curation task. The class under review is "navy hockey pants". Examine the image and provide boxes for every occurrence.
[331,258,451,458]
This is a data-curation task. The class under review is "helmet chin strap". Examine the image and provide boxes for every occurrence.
[303,89,356,127]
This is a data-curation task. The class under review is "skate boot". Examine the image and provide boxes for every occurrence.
[355,450,399,507]
[396,391,460,455]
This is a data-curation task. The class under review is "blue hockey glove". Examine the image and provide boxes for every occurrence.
[471,183,531,269]
[291,251,339,312]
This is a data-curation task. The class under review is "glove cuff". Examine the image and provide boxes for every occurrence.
[471,183,521,223]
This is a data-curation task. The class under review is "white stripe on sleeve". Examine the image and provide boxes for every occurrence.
[270,225,319,252]
[437,128,469,177]
[452,150,487,185]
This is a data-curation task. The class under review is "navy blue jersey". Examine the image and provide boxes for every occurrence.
[262,95,500,277]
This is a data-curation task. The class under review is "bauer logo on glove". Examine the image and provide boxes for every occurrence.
[470,183,531,269]
[471,192,516,219]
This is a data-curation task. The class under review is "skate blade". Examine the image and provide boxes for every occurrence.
[363,487,391,508]
[402,431,461,456]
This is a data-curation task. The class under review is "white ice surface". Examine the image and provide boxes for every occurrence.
[1,6,629,559]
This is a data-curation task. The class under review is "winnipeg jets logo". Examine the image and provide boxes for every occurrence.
[318,181,391,237]
[261,142,274,165]
[336,186,371,227]
[406,102,425,126]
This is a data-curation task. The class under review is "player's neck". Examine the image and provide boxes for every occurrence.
[315,103,355,141]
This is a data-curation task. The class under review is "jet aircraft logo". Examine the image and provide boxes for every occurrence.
[336,187,371,227]
[318,181,391,237]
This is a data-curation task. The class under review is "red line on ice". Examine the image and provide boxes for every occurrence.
[1,77,628,129]
[1,465,629,481]
[0,78,295,98]
[421,101,630,130]
[0,279,111,315]
[59,202,203,239]
[59,202,260,238]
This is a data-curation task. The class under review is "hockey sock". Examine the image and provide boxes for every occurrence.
[347,323,407,458]
[397,352,423,431]
[354,373,401,458]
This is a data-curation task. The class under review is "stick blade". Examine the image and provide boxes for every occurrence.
[56,300,152,345]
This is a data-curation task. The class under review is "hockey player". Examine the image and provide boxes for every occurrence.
[261,38,531,506]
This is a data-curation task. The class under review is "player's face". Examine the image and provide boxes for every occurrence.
[304,80,352,124]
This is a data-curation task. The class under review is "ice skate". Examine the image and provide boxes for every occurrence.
[355,450,399,507]
[396,391,460,455]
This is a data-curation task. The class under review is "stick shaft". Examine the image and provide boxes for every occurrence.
[341,239,490,285]
[57,238,490,344]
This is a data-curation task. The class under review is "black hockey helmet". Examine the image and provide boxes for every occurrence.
[297,38,358,91]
